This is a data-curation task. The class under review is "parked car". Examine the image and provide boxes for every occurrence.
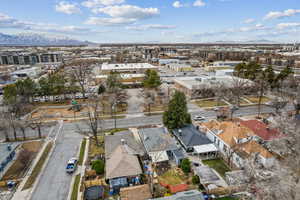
[66,158,78,174]
[193,115,205,121]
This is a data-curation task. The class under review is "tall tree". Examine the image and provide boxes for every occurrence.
[163,91,191,129]
[143,69,161,89]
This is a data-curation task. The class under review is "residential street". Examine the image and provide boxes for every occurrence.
[31,122,83,200]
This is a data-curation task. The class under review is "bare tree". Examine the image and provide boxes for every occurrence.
[229,77,250,106]
[85,95,103,146]
[0,113,10,142]
[144,89,156,114]
[28,115,44,139]
[68,59,97,99]
[243,113,300,200]
[19,149,32,168]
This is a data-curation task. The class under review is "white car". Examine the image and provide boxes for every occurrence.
[193,115,205,121]
[66,158,78,174]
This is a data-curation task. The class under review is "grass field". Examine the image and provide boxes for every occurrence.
[194,99,227,108]
[202,159,231,177]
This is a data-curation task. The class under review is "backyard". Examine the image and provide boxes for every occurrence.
[158,168,185,185]
[202,159,231,177]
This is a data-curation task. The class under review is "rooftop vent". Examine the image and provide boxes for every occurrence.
[121,139,126,145]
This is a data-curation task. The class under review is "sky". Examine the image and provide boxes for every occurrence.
[0,0,300,43]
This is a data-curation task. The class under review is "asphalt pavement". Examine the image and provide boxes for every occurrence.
[31,122,83,200]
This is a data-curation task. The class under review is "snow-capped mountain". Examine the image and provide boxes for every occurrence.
[0,32,92,46]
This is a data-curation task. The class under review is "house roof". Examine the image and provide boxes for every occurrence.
[120,184,152,200]
[239,120,281,141]
[236,140,274,159]
[105,145,142,179]
[105,131,145,159]
[169,184,188,194]
[203,121,255,147]
[138,127,178,153]
[172,125,212,148]
[149,190,204,200]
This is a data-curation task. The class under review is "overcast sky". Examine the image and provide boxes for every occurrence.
[0,0,300,43]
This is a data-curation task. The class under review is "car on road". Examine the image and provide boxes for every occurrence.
[66,158,78,174]
[193,115,205,121]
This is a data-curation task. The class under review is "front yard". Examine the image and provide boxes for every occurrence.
[202,159,231,177]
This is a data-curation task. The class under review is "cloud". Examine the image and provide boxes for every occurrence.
[276,22,300,29]
[264,9,300,20]
[173,1,184,8]
[55,1,81,14]
[193,0,206,7]
[93,5,159,19]
[82,0,125,7]
[85,17,136,26]
[244,18,255,24]
[0,12,96,35]
[239,23,268,32]
[126,24,177,31]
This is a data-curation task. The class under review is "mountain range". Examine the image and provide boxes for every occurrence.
[0,32,92,46]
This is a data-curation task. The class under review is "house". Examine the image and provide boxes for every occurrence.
[239,120,281,141]
[138,127,178,163]
[120,184,152,200]
[105,130,145,159]
[105,131,145,194]
[149,190,204,200]
[202,121,275,168]
[172,125,218,159]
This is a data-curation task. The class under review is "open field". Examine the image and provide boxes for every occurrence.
[194,99,227,108]
[245,96,270,104]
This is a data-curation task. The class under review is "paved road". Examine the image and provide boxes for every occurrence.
[31,122,83,200]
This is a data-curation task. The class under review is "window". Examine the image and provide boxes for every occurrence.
[223,145,227,153]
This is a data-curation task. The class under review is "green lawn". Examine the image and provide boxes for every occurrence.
[71,174,81,200]
[202,159,231,177]
[78,139,87,166]
[194,99,227,108]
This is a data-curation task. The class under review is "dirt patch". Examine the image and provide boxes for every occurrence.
[1,141,43,181]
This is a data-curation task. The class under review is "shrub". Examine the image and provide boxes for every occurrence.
[192,175,200,185]
[180,158,191,174]
[91,160,105,175]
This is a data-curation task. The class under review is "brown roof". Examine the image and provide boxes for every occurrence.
[106,145,142,179]
[203,121,255,147]
[120,184,152,200]
[203,121,273,159]
[237,140,274,159]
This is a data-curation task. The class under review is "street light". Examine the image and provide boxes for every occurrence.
[112,102,117,129]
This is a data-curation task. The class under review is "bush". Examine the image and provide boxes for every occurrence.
[91,160,105,175]
[180,158,191,174]
[192,175,200,185]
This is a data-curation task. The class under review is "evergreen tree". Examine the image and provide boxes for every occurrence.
[143,69,161,89]
[163,91,191,129]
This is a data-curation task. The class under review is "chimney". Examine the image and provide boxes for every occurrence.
[121,139,126,145]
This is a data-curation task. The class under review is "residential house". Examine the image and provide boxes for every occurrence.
[239,120,281,141]
[105,131,145,194]
[138,127,180,163]
[172,125,218,159]
[202,121,275,168]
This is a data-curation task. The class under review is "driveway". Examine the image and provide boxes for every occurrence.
[31,122,83,200]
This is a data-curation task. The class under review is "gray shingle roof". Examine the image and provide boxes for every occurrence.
[138,127,178,153]
[105,131,145,159]
[172,125,212,148]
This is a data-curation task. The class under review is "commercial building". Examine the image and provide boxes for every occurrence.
[0,52,63,65]
[174,75,253,99]
[98,63,157,74]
